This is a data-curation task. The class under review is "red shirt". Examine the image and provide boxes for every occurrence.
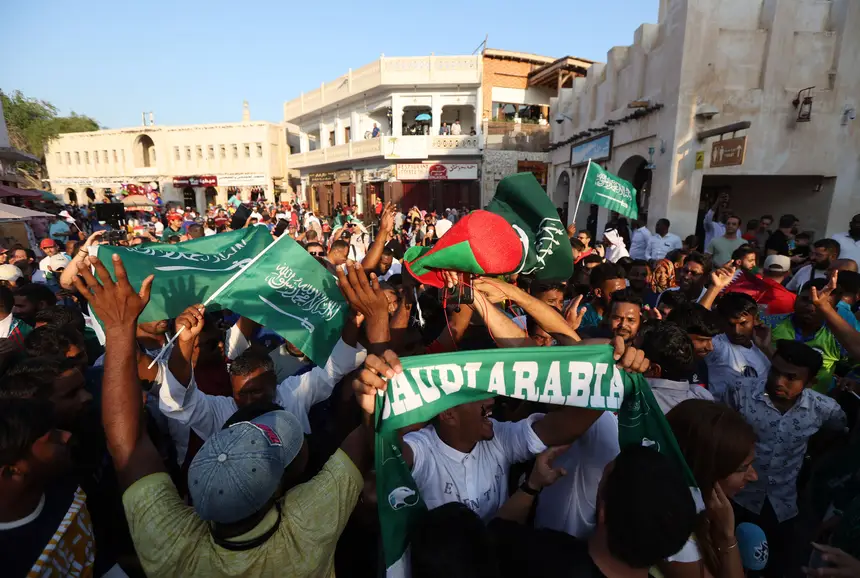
[726,272,796,315]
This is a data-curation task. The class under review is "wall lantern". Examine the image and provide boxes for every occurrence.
[792,87,815,122]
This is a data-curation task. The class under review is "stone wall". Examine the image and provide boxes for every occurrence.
[481,150,549,207]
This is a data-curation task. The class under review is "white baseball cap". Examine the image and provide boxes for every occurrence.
[0,264,23,282]
[49,254,71,271]
[763,255,790,273]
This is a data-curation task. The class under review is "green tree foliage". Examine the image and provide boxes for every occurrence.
[1,89,100,160]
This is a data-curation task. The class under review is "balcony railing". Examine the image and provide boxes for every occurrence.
[483,121,550,152]
[284,55,481,121]
[287,138,383,169]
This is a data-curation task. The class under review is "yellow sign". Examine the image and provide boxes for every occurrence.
[695,151,705,170]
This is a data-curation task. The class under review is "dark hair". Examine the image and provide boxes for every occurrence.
[186,224,204,239]
[778,214,798,229]
[684,252,712,276]
[24,325,85,359]
[305,229,319,241]
[666,304,721,337]
[773,339,823,379]
[34,305,86,333]
[684,235,699,250]
[746,218,760,232]
[0,398,56,467]
[14,283,57,308]
[716,292,758,320]
[330,240,349,253]
[305,241,324,253]
[578,230,591,241]
[590,263,626,291]
[382,247,396,257]
[581,254,603,267]
[229,348,275,378]
[615,256,634,271]
[630,259,651,272]
[167,236,181,245]
[410,503,497,578]
[666,249,687,265]
[273,220,289,237]
[760,214,773,222]
[813,238,840,258]
[726,215,741,225]
[659,290,690,311]
[603,445,696,568]
[570,238,585,251]
[609,288,643,310]
[657,218,671,228]
[640,322,694,381]
[836,270,860,295]
[530,281,565,297]
[0,356,78,400]
[731,244,756,261]
[667,400,757,576]
[0,285,13,314]
[223,400,283,429]
[795,232,812,241]
[798,277,841,300]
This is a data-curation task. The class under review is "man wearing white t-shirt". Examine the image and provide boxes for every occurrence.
[785,238,839,293]
[705,292,771,398]
[355,342,650,520]
[645,219,682,262]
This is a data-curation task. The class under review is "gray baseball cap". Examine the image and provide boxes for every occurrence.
[188,409,304,524]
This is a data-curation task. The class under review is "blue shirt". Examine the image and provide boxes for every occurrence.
[580,302,603,329]
[719,377,847,522]
[836,301,860,332]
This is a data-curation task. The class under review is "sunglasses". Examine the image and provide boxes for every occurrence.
[308,251,324,257]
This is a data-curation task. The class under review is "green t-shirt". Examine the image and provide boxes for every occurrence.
[772,317,846,393]
[706,236,747,268]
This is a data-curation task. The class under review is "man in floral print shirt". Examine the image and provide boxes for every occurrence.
[717,339,847,577]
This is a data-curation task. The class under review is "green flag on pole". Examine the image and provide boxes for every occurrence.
[216,234,348,367]
[578,160,639,220]
[374,345,696,577]
[95,227,272,324]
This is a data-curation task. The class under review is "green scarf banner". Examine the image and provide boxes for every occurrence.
[374,345,696,577]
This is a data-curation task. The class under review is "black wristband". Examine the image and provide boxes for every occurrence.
[519,480,541,496]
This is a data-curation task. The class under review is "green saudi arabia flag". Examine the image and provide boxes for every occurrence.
[579,161,639,220]
[375,345,697,577]
[95,227,272,323]
[96,228,348,366]
[215,234,348,367]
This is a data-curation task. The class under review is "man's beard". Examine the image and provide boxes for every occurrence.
[813,260,830,270]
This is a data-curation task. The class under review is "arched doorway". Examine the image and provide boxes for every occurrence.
[85,188,96,203]
[204,187,218,208]
[617,155,652,220]
[66,188,78,204]
[134,134,156,168]
[182,186,197,211]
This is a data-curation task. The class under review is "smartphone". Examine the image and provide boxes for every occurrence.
[444,273,474,305]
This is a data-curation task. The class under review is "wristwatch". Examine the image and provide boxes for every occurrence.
[519,480,541,496]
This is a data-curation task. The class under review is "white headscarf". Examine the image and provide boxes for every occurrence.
[603,227,629,263]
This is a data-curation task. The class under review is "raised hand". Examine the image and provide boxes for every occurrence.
[706,483,736,545]
[336,263,390,323]
[710,265,736,290]
[174,304,205,343]
[527,445,570,490]
[380,202,396,236]
[72,254,153,331]
[811,271,838,312]
[563,295,587,330]
[351,350,403,414]
[473,277,511,304]
[803,543,860,577]
[611,335,650,374]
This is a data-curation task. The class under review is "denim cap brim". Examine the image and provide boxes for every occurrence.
[188,409,304,524]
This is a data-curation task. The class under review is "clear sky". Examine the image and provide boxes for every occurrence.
[2,0,657,129]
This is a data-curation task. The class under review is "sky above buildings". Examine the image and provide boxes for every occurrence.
[1,0,657,129]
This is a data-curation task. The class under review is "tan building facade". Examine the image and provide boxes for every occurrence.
[45,116,288,210]
[549,0,860,239]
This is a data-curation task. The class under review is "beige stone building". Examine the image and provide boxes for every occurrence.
[550,0,860,238]
[45,105,289,210]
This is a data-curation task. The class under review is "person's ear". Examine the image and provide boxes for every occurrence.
[593,288,603,300]
[644,363,661,379]
[437,408,457,425]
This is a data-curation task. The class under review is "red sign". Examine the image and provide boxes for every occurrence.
[173,175,218,187]
[427,164,448,180]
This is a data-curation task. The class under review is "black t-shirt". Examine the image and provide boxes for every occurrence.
[692,359,709,386]
[765,230,793,256]
[0,479,79,578]
[488,518,606,578]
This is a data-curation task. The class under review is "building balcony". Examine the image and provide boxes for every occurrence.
[284,55,482,122]
[483,121,550,152]
[287,138,384,169]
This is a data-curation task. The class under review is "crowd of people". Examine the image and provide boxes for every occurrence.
[1,190,859,578]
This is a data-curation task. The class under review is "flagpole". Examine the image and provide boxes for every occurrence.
[146,223,290,368]
[570,159,591,225]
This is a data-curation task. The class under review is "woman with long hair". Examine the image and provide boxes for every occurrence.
[651,258,677,294]
[659,400,758,578]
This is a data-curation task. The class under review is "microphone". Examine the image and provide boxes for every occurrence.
[736,522,768,571]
